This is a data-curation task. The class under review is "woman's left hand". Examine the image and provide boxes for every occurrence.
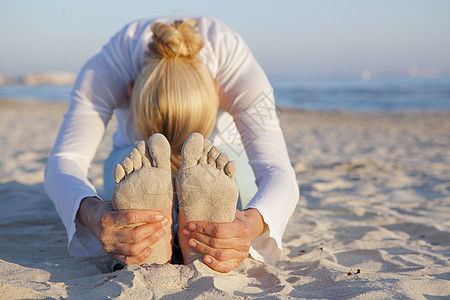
[181,208,266,273]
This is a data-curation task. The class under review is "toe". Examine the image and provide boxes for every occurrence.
[129,148,142,170]
[136,140,151,167]
[114,164,126,183]
[224,161,236,179]
[207,146,220,165]
[181,132,204,169]
[148,133,171,170]
[216,153,228,170]
[199,139,213,164]
[121,157,134,175]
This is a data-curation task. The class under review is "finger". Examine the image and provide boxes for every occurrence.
[203,255,241,273]
[185,230,250,252]
[188,220,244,239]
[188,238,245,262]
[110,228,166,256]
[114,219,168,243]
[109,247,153,265]
[112,210,165,226]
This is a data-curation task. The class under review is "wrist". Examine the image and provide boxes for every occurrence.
[242,208,268,241]
[76,196,101,229]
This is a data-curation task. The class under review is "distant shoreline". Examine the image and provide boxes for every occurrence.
[0,71,76,86]
[1,76,449,112]
[2,98,450,119]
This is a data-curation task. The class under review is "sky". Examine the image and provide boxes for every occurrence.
[1,0,449,78]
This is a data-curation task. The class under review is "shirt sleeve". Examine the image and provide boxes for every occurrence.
[44,22,142,257]
[213,27,300,264]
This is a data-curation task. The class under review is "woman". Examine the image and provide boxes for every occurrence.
[44,16,299,273]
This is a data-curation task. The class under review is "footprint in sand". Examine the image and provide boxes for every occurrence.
[176,132,239,264]
[112,133,174,264]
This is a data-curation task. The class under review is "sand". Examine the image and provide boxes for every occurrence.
[0,99,449,299]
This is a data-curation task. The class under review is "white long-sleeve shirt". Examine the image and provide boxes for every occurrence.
[44,16,299,265]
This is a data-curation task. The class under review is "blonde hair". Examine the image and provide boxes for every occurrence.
[131,19,219,174]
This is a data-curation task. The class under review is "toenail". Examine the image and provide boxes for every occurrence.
[188,223,197,231]
[188,239,197,248]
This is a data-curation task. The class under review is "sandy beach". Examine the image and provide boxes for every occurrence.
[0,99,449,299]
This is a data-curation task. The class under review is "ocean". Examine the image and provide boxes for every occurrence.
[1,77,449,112]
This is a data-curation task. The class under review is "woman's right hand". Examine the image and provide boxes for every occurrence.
[76,197,169,265]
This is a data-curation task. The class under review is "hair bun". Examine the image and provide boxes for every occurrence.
[149,19,204,60]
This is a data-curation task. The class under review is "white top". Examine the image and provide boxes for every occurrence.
[44,16,299,265]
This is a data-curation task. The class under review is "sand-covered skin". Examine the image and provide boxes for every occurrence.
[176,133,238,264]
[0,100,449,299]
[112,134,174,265]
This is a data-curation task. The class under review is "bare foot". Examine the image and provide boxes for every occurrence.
[176,132,238,264]
[112,133,173,264]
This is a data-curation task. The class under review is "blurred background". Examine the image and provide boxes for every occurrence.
[1,0,449,111]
